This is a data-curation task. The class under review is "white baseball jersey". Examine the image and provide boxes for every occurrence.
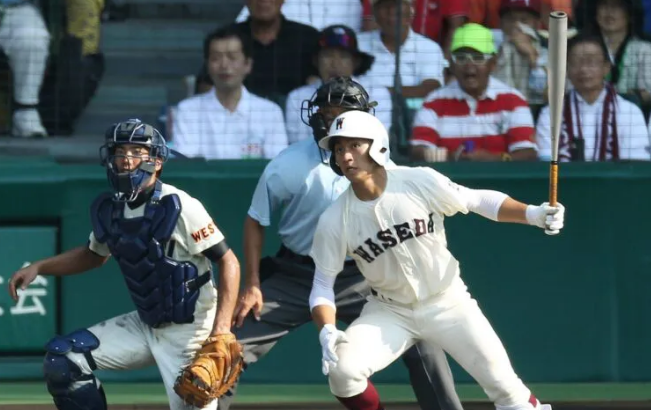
[88,183,223,312]
[310,166,471,304]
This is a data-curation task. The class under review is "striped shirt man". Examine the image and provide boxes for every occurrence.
[409,77,537,161]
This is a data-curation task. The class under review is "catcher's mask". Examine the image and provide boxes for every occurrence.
[99,119,169,202]
[301,77,377,147]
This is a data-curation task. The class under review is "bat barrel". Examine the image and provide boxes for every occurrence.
[547,11,568,206]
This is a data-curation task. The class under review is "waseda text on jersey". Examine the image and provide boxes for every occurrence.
[352,213,435,263]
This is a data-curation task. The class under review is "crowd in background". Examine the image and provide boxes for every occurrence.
[2,0,651,163]
[168,0,651,163]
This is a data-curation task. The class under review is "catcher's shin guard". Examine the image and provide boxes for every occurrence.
[43,329,107,410]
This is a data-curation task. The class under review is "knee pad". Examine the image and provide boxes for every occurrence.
[43,329,107,410]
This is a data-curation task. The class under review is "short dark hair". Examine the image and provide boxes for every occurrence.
[567,34,611,63]
[203,25,253,60]
[580,0,647,40]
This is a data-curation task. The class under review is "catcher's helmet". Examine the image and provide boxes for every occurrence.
[99,119,170,201]
[301,76,377,144]
[319,110,390,176]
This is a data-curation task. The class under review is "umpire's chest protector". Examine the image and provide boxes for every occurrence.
[90,191,209,328]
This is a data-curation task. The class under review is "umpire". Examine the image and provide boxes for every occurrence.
[219,77,464,410]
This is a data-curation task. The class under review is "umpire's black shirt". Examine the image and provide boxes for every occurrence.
[231,16,319,101]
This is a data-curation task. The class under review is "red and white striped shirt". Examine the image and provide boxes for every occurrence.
[410,77,536,154]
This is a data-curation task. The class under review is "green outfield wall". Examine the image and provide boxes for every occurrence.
[0,159,649,385]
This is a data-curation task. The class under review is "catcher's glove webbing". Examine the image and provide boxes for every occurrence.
[174,334,244,407]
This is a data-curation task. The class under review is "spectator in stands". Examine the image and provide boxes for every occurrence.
[410,23,537,162]
[285,24,392,144]
[361,0,470,58]
[0,0,50,137]
[357,0,446,98]
[577,0,651,105]
[493,0,549,105]
[37,0,106,136]
[228,0,320,103]
[469,0,574,29]
[536,35,650,161]
[235,0,364,32]
[66,0,103,57]
[173,27,288,160]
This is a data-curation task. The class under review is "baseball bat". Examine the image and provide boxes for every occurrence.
[546,11,568,206]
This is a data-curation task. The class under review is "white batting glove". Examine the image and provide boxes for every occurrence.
[526,202,565,235]
[318,324,348,375]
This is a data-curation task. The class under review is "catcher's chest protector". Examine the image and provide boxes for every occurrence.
[90,186,210,328]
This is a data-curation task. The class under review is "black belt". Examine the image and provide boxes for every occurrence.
[277,244,314,265]
[277,244,355,268]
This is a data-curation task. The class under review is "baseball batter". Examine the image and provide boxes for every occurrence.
[219,77,464,410]
[7,119,242,410]
[309,110,564,410]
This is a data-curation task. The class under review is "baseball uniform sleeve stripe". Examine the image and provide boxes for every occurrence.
[309,268,336,311]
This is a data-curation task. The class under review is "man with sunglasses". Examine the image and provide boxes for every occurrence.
[409,23,538,162]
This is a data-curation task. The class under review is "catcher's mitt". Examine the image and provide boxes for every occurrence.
[174,333,244,408]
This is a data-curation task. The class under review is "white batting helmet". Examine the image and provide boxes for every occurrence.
[318,110,390,175]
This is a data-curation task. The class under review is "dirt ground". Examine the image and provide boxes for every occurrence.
[2,402,651,410]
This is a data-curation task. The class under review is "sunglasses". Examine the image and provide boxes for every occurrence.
[451,52,494,65]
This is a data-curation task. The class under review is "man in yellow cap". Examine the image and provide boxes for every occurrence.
[410,23,538,162]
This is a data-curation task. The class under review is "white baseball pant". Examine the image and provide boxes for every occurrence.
[328,279,541,410]
[0,3,49,105]
[62,287,218,410]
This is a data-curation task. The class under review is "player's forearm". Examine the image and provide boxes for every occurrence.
[243,215,265,287]
[497,197,529,224]
[309,268,337,331]
[311,305,337,331]
[35,246,108,276]
[212,250,241,335]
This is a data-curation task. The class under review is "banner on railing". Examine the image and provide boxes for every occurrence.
[0,227,58,352]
